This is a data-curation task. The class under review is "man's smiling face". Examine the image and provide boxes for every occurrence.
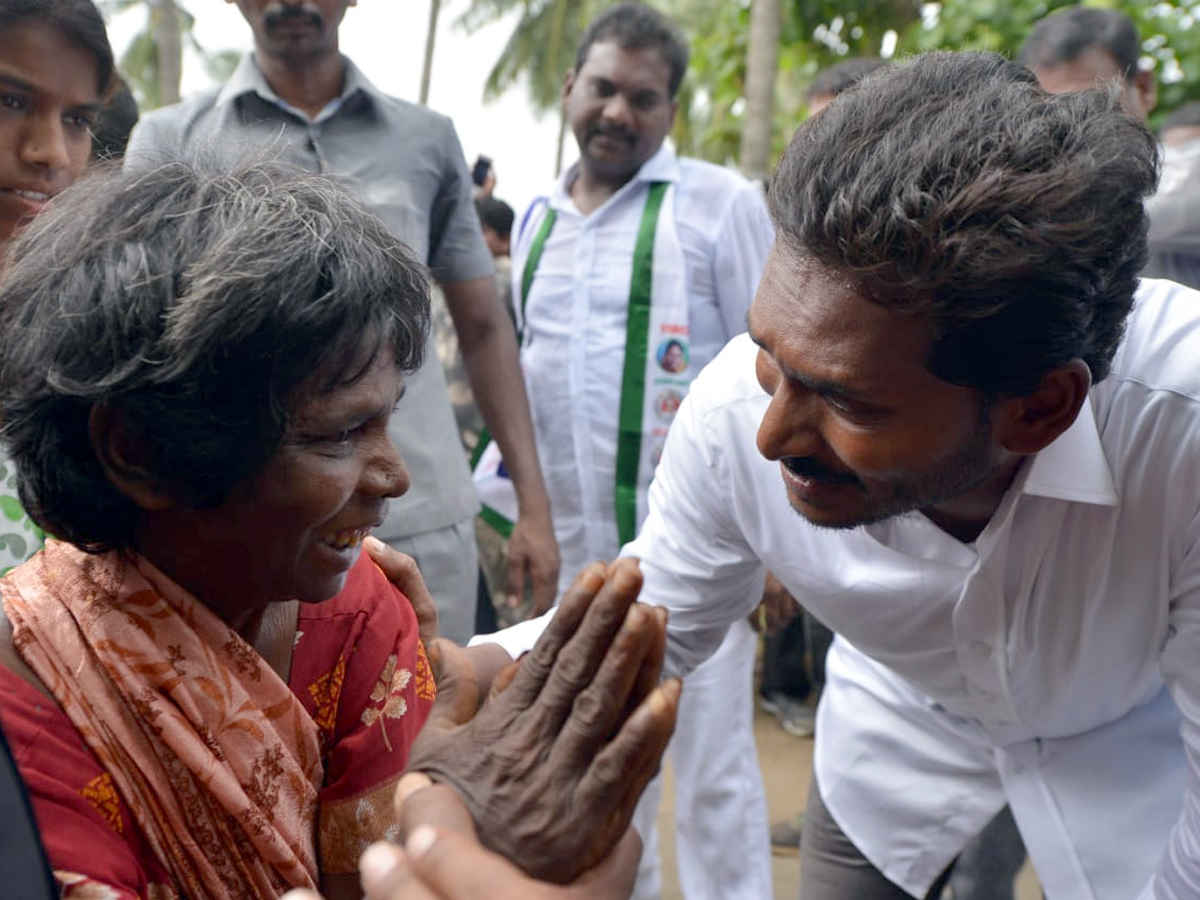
[563,39,677,188]
[749,244,1005,531]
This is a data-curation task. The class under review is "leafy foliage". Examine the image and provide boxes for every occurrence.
[466,0,1200,168]
[457,0,605,110]
[100,0,238,111]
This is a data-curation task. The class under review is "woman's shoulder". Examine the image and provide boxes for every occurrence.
[0,661,160,899]
[299,550,410,624]
[0,593,54,701]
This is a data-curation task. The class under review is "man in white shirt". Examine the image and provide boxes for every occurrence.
[633,50,1189,899]
[480,50,1196,898]
[508,3,775,897]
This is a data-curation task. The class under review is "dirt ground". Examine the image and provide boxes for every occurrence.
[654,703,1043,899]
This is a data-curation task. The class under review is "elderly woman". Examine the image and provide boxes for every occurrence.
[0,160,437,900]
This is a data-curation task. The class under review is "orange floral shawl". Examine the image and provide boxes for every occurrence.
[2,540,322,900]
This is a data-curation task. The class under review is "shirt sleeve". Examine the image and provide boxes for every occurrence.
[122,106,188,172]
[467,610,554,657]
[425,118,495,285]
[622,361,767,678]
[1148,501,1200,898]
[709,180,774,341]
[1147,144,1200,256]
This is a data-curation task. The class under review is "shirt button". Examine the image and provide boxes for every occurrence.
[970,641,992,658]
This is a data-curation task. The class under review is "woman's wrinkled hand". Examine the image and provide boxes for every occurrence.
[404,558,680,883]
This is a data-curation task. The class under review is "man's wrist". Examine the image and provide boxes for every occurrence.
[513,485,553,521]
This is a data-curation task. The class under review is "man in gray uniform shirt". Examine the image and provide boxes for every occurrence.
[127,0,559,644]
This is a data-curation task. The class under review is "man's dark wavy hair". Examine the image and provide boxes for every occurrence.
[575,1,689,99]
[0,159,431,552]
[770,51,1159,396]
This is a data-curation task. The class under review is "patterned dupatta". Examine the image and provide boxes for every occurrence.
[1,540,323,900]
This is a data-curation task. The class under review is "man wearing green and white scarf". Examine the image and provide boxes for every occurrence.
[505,3,775,897]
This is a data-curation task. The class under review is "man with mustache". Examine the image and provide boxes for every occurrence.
[499,3,775,897]
[125,0,559,648]
[482,50,1200,898]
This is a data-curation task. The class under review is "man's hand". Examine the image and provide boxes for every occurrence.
[366,536,439,649]
[277,775,639,900]
[505,506,560,616]
[748,570,800,635]
[353,827,641,900]
[405,558,680,883]
[375,775,640,899]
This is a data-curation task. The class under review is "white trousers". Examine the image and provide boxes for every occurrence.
[383,516,479,646]
[631,618,772,899]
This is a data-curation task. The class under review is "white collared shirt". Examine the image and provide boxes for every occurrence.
[512,146,773,596]
[616,277,1200,899]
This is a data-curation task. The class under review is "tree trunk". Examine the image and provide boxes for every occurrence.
[156,0,182,106]
[554,106,568,176]
[420,0,442,105]
[738,0,781,180]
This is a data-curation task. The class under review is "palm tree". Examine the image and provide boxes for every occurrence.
[457,0,602,174]
[100,0,238,110]
[738,0,781,179]
[419,0,441,105]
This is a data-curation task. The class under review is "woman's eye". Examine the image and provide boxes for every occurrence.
[0,94,24,111]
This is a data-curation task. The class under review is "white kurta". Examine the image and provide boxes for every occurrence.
[511,146,775,900]
[617,277,1200,900]
[513,146,774,593]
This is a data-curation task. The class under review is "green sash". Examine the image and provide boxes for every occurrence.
[474,181,686,548]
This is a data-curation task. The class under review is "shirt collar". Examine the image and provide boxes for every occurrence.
[554,143,682,206]
[631,144,682,184]
[1019,395,1118,507]
[215,52,379,119]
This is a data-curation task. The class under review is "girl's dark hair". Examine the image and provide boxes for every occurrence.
[0,0,115,96]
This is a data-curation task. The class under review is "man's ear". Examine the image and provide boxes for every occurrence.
[1132,69,1157,119]
[996,359,1091,456]
[88,405,174,512]
[562,67,576,103]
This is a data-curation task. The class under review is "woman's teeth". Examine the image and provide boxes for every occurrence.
[8,188,49,202]
[323,528,369,550]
